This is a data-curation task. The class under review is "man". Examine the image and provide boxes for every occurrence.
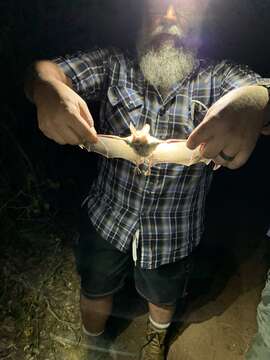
[25,1,270,359]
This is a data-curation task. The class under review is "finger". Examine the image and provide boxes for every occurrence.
[61,126,83,145]
[77,114,98,143]
[79,100,94,127]
[68,112,98,143]
[187,114,220,149]
[199,137,226,159]
[225,129,259,169]
[226,145,255,170]
[216,142,241,164]
[79,101,98,142]
[211,155,229,170]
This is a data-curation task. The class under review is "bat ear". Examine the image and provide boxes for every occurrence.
[129,123,137,135]
[143,124,150,134]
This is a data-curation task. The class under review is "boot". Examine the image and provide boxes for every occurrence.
[140,321,168,360]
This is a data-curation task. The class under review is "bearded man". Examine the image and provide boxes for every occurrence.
[25,1,270,359]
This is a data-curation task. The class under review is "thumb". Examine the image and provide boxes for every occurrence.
[79,100,98,141]
[79,100,94,127]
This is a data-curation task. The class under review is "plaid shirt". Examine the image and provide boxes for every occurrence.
[54,48,270,269]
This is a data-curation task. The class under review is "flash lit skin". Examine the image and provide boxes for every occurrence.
[142,0,210,37]
[136,0,211,56]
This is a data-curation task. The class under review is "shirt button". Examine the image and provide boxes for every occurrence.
[158,108,166,116]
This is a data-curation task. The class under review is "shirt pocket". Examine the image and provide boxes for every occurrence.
[103,86,144,135]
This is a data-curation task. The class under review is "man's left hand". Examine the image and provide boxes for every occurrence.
[186,85,269,169]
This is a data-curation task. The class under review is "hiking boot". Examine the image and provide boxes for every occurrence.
[140,321,168,360]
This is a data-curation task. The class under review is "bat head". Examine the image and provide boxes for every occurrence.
[125,123,161,157]
[129,123,151,144]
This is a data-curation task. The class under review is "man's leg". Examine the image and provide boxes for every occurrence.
[76,210,131,359]
[148,302,175,325]
[80,293,113,335]
[138,302,175,360]
[135,256,192,360]
[77,209,131,334]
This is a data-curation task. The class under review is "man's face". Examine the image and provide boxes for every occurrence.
[137,0,210,92]
[139,0,210,51]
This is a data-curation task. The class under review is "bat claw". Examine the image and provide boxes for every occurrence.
[79,143,91,152]
[134,166,142,175]
[213,164,222,171]
[144,169,151,176]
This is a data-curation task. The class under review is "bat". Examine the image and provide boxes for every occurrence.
[79,123,213,175]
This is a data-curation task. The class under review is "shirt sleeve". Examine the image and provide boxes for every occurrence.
[52,48,113,101]
[218,62,270,130]
[220,61,270,96]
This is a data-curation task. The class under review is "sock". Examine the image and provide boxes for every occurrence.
[149,316,171,331]
[82,325,105,337]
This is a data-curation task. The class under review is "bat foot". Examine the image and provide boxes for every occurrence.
[144,168,152,176]
[79,143,91,152]
[143,158,153,176]
[134,166,142,175]
[190,153,201,164]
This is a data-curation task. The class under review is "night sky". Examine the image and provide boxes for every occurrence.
[1,0,270,222]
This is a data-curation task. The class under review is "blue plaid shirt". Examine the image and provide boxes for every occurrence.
[54,48,269,269]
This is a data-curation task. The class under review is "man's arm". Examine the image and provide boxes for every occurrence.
[187,85,269,169]
[187,62,270,169]
[25,60,97,145]
[25,60,72,102]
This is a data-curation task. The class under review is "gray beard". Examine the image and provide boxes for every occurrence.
[139,41,196,93]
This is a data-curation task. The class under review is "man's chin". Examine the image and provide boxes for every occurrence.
[139,42,196,91]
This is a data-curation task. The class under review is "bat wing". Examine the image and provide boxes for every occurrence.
[85,135,141,165]
[150,140,211,166]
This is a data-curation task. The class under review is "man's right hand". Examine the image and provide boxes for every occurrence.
[28,61,98,145]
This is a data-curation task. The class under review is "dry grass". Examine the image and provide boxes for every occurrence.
[0,211,89,360]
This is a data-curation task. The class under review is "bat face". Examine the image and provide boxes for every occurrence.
[124,138,161,157]
[124,123,161,157]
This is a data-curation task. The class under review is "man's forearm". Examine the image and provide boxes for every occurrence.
[24,60,72,103]
[223,85,269,128]
[256,85,270,129]
[244,85,270,126]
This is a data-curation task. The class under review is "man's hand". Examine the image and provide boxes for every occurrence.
[186,85,269,169]
[27,61,98,146]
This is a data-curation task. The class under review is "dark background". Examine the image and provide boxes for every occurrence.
[1,0,270,231]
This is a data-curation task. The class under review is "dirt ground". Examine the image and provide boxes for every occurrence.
[0,198,269,360]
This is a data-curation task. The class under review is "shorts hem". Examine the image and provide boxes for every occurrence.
[81,282,125,300]
[135,285,178,307]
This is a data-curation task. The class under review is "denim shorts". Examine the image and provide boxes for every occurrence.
[75,209,193,306]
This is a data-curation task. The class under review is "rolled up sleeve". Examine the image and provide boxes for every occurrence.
[52,48,112,101]
[220,62,270,95]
